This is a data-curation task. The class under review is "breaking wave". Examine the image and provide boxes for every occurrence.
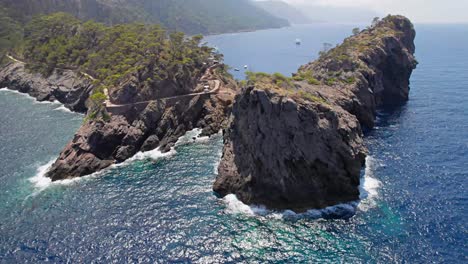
[28,128,211,189]
[1,87,61,105]
[53,105,73,113]
[222,156,382,220]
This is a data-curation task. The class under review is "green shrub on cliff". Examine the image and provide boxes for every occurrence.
[294,70,321,85]
[86,90,110,121]
[326,78,337,86]
[294,91,327,104]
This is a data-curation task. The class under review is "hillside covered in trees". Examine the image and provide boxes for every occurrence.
[10,12,223,118]
[0,0,289,35]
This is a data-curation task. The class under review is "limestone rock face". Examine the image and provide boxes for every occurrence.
[214,88,367,210]
[0,62,93,112]
[214,15,417,211]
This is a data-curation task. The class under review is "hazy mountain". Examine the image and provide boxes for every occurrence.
[286,2,381,24]
[0,0,289,35]
[254,0,313,24]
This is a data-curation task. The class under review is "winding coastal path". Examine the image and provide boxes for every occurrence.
[6,54,228,111]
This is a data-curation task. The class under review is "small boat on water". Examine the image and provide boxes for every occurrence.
[244,65,248,69]
[234,68,240,71]
[295,38,302,45]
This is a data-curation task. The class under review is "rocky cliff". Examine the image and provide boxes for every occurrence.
[45,69,237,181]
[214,15,417,211]
[0,61,93,112]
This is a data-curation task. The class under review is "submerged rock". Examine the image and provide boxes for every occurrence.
[214,15,417,211]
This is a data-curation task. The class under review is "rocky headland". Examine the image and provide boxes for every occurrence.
[44,66,237,181]
[214,15,417,211]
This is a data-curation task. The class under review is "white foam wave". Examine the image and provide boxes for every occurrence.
[28,128,212,190]
[28,159,108,191]
[0,87,61,105]
[125,147,177,164]
[0,87,23,95]
[221,155,382,220]
[28,160,54,188]
[34,99,61,105]
[174,128,210,146]
[223,194,269,216]
[53,105,73,113]
[222,194,358,220]
[357,156,382,211]
[213,149,223,175]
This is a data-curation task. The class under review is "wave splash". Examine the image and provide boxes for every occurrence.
[222,156,382,220]
[1,87,61,106]
[28,128,211,189]
[53,105,73,113]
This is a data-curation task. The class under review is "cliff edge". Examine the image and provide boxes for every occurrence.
[214,15,417,211]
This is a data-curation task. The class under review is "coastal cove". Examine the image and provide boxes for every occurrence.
[0,23,467,263]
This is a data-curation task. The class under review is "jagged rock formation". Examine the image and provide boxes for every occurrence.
[0,62,93,112]
[45,70,237,181]
[214,15,417,211]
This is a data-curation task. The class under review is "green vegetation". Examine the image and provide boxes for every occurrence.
[326,78,337,86]
[1,0,289,35]
[22,13,213,87]
[345,76,356,84]
[299,16,410,87]
[293,70,321,85]
[13,12,218,120]
[352,27,360,36]
[244,71,328,105]
[294,91,327,104]
[0,8,22,63]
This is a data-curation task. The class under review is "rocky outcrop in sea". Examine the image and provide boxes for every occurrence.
[214,15,418,211]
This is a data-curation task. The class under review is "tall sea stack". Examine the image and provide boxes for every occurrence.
[214,15,417,211]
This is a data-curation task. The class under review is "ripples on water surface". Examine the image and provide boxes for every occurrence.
[0,24,467,262]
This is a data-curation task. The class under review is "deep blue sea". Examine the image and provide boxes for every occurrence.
[0,24,467,263]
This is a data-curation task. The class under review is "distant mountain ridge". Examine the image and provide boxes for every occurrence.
[0,0,289,35]
[254,0,313,24]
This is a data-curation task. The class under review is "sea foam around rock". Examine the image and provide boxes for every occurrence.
[28,128,211,189]
[222,156,382,220]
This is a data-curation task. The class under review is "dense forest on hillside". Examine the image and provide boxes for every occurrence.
[0,0,288,35]
[14,13,218,117]
[0,8,22,63]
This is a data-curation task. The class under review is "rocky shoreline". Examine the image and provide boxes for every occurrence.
[0,15,417,212]
[0,61,94,113]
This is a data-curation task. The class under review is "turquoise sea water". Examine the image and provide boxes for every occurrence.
[0,24,467,262]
